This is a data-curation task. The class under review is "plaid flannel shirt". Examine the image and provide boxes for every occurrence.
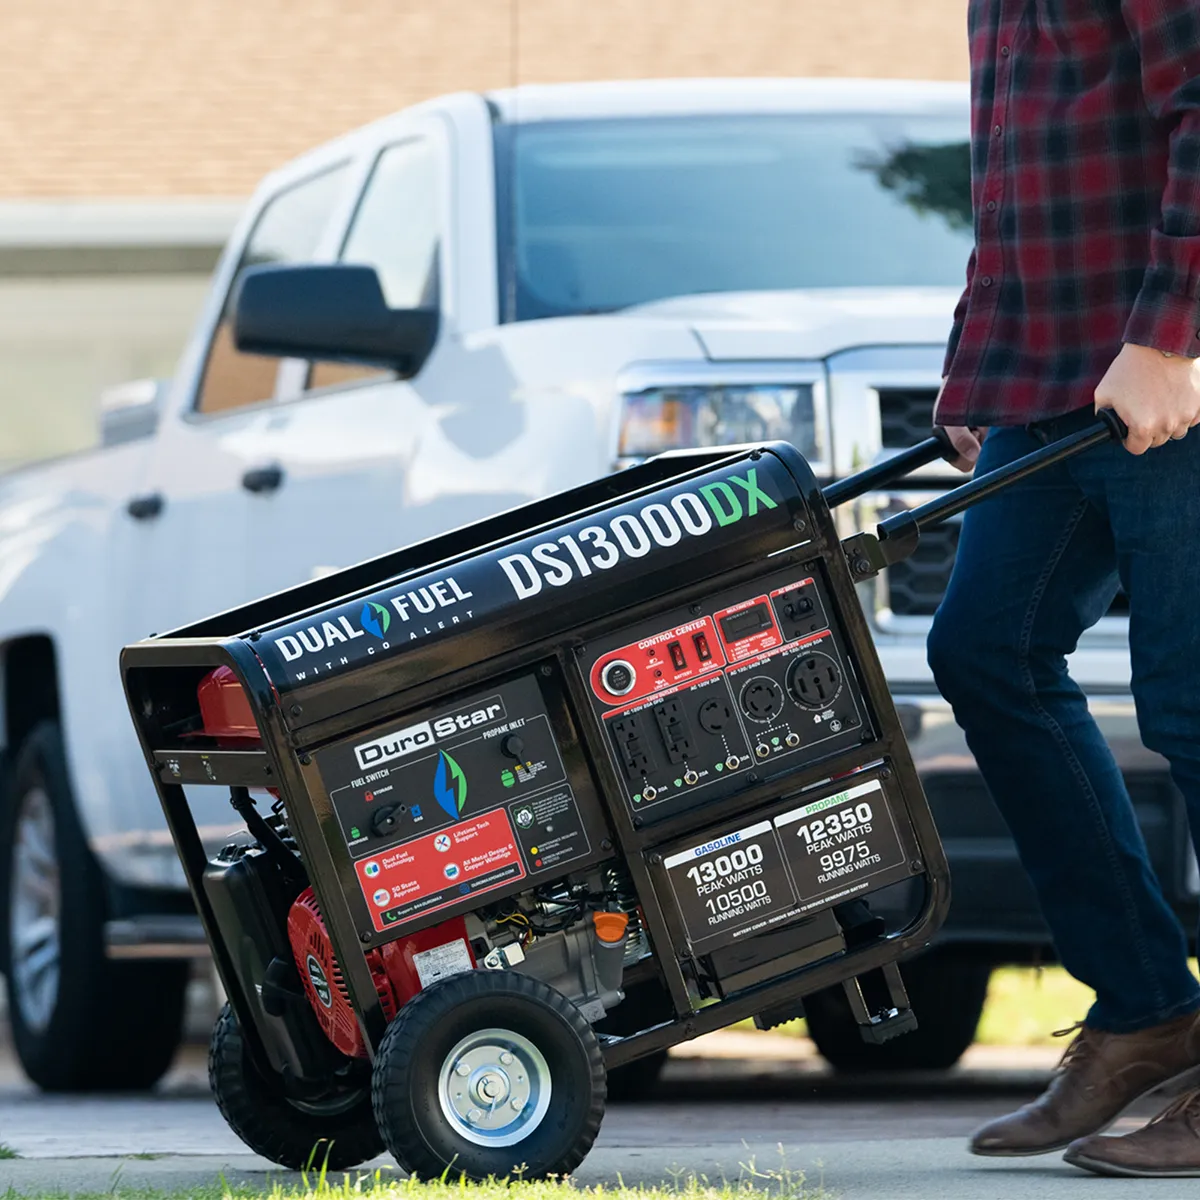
[936,0,1200,427]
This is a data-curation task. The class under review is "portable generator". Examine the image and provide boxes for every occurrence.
[121,415,1124,1179]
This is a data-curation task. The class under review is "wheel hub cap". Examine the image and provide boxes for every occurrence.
[438,1028,550,1147]
[9,786,60,1035]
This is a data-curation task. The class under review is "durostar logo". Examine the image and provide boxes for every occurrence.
[361,601,391,638]
[433,751,467,821]
[355,720,434,769]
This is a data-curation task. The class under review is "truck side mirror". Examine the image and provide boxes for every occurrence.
[232,263,438,379]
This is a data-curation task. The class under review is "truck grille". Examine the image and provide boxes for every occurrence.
[885,520,1131,617]
[874,386,1130,618]
[886,524,959,616]
[878,388,939,448]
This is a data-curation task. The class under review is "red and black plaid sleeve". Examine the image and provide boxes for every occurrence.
[937,0,1200,428]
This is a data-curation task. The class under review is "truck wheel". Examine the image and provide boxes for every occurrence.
[1,720,188,1091]
[372,971,605,1180]
[804,949,991,1072]
[209,1003,382,1169]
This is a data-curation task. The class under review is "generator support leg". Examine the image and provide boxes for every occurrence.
[843,962,919,1046]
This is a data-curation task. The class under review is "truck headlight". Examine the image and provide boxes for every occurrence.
[616,372,825,472]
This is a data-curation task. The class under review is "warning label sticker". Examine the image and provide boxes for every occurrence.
[357,809,525,932]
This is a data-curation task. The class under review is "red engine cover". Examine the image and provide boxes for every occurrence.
[287,888,476,1058]
[287,888,398,1059]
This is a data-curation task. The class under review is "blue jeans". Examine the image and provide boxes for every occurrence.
[927,406,1200,1032]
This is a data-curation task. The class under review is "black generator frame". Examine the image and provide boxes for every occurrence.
[121,416,1123,1077]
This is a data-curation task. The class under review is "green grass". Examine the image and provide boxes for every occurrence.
[0,1159,833,1200]
[741,961,1198,1049]
[975,966,1095,1047]
[0,1143,17,1159]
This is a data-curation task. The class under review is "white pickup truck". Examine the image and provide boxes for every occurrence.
[0,77,1173,1091]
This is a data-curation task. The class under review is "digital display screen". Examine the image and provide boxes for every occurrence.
[719,603,772,643]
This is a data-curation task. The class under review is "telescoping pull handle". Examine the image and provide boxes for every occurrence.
[823,428,961,510]
[839,410,1128,580]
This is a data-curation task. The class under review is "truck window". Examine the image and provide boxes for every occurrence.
[195,163,349,414]
[307,139,440,392]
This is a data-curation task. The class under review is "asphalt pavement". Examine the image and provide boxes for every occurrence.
[0,1027,1187,1198]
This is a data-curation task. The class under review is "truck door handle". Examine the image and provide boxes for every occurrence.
[126,493,164,521]
[241,464,285,494]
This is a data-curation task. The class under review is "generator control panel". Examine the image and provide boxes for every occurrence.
[314,673,608,934]
[580,565,869,825]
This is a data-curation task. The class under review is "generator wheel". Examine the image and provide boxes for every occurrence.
[1,720,188,1091]
[804,949,992,1072]
[372,971,605,1179]
[209,1002,383,1170]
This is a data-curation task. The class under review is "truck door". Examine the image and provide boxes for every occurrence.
[119,160,356,642]
[236,122,473,601]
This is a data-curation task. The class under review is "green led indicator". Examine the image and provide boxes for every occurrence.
[633,793,642,803]
[674,778,683,788]
[715,762,724,772]
[771,737,781,746]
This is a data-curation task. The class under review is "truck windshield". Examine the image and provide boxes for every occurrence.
[495,112,973,322]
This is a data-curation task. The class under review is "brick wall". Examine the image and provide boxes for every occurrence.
[0,0,968,198]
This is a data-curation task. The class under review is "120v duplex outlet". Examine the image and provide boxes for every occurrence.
[653,700,696,765]
[610,715,656,779]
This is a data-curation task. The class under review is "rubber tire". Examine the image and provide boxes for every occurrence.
[804,949,992,1072]
[209,1002,383,1170]
[1,721,189,1091]
[372,971,606,1180]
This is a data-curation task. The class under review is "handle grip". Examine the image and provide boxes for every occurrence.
[126,493,164,521]
[241,464,285,494]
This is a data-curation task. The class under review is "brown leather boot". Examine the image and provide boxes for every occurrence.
[1065,1090,1200,1177]
[969,1010,1200,1157]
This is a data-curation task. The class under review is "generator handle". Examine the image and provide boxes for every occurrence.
[840,411,1127,578]
[878,410,1127,552]
[822,428,959,509]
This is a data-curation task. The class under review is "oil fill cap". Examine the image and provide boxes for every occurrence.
[593,911,629,944]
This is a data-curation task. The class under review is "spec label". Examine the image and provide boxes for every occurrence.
[773,779,908,912]
[663,819,799,951]
[412,938,474,989]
